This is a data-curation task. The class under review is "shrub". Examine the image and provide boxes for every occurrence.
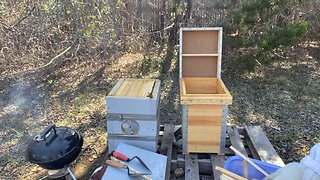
[231,0,309,71]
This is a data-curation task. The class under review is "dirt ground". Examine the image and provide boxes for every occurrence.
[0,40,319,179]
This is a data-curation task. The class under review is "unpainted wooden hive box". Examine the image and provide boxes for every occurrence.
[179,27,232,154]
[106,78,161,153]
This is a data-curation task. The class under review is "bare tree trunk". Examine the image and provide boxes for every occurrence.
[110,0,122,39]
[123,0,129,31]
[184,0,192,26]
[160,0,166,44]
[137,0,142,28]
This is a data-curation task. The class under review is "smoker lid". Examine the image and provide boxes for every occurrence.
[26,124,82,164]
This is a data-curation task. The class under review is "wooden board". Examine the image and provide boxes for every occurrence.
[182,30,219,54]
[182,56,218,77]
[187,105,223,153]
[181,96,232,105]
[245,126,285,167]
[210,155,225,180]
[185,154,200,180]
[160,124,175,180]
[171,157,212,175]
[227,126,248,157]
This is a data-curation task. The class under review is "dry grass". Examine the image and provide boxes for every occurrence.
[224,42,320,162]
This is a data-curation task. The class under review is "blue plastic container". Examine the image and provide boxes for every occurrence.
[223,156,282,180]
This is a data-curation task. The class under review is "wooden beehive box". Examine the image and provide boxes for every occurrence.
[179,27,232,154]
[106,78,161,152]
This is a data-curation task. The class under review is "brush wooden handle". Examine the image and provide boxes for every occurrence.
[106,160,125,169]
[215,166,247,180]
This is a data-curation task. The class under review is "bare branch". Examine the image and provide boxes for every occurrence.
[10,6,36,29]
[40,40,77,68]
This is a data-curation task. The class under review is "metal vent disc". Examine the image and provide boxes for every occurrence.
[121,119,140,135]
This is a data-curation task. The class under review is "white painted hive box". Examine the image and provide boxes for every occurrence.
[106,78,161,153]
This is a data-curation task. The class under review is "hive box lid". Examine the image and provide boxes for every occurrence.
[106,78,161,115]
[108,78,160,99]
[179,27,223,78]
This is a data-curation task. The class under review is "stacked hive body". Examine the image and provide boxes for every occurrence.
[179,27,232,154]
[106,78,161,153]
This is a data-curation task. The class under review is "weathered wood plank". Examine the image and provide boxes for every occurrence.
[237,127,245,135]
[245,126,285,167]
[199,175,212,180]
[171,158,212,175]
[171,126,179,174]
[227,126,248,157]
[160,124,175,180]
[210,155,225,180]
[171,147,178,171]
[225,138,247,147]
[244,133,261,160]
[185,154,200,180]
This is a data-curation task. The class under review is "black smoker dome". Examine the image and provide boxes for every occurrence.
[26,124,83,170]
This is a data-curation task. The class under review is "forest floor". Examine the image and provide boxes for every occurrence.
[0,39,319,179]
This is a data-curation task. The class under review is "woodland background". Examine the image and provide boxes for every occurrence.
[0,0,319,179]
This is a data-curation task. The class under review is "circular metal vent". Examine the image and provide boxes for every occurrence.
[121,119,140,135]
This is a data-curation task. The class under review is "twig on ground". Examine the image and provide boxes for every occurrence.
[40,41,76,68]
[10,6,36,29]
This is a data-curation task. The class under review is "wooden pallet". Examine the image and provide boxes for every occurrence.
[158,124,285,180]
